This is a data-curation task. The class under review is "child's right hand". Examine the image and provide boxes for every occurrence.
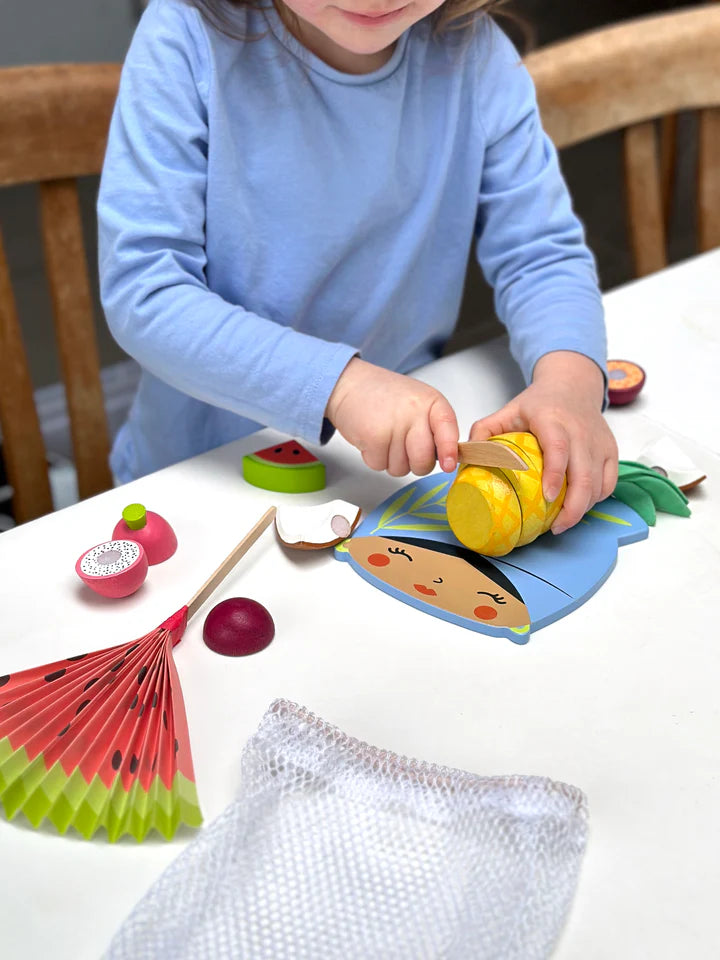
[326,358,460,477]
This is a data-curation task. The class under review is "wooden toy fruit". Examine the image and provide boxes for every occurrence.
[275,499,362,549]
[242,440,326,493]
[112,503,178,565]
[75,540,149,598]
[203,597,275,657]
[446,433,566,557]
[444,465,522,555]
[607,359,646,405]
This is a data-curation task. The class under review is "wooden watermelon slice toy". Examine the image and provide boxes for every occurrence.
[242,440,326,493]
[0,508,277,842]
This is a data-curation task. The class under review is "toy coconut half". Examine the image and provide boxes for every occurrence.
[447,433,566,557]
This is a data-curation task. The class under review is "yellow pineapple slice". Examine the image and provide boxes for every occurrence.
[446,465,522,556]
[490,433,565,546]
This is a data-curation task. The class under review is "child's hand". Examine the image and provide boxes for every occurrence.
[326,358,459,477]
[468,351,618,534]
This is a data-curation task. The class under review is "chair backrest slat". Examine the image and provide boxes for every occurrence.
[526,5,720,276]
[698,106,720,253]
[623,122,667,278]
[0,63,120,186]
[39,179,113,501]
[0,229,54,521]
[526,6,720,150]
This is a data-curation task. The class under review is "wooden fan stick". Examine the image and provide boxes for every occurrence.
[186,506,277,621]
[457,441,528,471]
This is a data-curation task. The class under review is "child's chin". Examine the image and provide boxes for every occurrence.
[334,30,404,56]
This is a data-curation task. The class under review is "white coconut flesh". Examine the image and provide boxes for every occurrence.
[79,540,142,577]
[637,436,706,491]
[275,500,361,547]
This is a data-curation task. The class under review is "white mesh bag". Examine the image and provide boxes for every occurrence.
[106,699,588,960]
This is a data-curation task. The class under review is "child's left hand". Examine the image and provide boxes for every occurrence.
[468,351,618,535]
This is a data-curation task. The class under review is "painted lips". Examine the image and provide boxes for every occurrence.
[414,583,437,596]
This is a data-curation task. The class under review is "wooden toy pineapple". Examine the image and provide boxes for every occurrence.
[447,433,567,557]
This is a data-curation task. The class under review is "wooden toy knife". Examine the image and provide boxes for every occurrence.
[457,440,528,471]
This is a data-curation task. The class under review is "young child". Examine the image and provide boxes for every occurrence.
[98,0,618,535]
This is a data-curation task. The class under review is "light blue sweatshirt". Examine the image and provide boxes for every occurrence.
[98,0,606,482]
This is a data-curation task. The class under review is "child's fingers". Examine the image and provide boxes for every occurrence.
[386,430,411,477]
[405,422,438,476]
[532,425,569,504]
[468,408,521,443]
[551,445,594,534]
[361,440,390,473]
[428,397,460,472]
[601,453,619,501]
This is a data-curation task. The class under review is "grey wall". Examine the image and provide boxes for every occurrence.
[0,0,137,66]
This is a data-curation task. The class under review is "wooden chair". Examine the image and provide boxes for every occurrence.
[525,4,720,278]
[0,63,121,524]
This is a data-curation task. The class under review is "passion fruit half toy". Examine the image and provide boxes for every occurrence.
[203,597,275,657]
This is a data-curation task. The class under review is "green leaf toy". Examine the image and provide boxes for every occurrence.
[612,461,691,526]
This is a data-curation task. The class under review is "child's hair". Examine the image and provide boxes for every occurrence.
[188,0,514,39]
[383,535,525,601]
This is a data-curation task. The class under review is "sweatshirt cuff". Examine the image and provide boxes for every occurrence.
[295,342,359,445]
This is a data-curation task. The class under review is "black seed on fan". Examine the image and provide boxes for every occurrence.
[152,692,158,708]
[152,754,158,771]
[138,666,148,684]
[84,677,98,692]
[0,675,9,687]
[174,739,179,753]
[130,694,138,710]
[139,703,146,718]
[76,699,91,715]
[58,723,71,736]
[163,710,168,729]
[129,755,139,774]
[44,669,66,682]
[66,654,87,662]
[111,659,125,672]
[126,643,140,654]
[112,750,122,771]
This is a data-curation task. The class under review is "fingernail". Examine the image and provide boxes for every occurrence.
[442,458,455,472]
[551,522,566,536]
[544,485,559,502]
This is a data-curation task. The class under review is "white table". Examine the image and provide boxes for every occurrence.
[1,250,718,959]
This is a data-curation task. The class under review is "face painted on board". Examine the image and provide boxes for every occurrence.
[347,536,530,627]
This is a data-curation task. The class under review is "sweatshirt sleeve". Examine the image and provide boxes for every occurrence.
[97,0,357,444]
[473,23,607,388]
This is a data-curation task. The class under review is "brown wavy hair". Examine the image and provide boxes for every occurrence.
[187,0,525,41]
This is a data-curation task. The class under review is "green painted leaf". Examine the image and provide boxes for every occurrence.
[377,487,416,529]
[409,481,451,511]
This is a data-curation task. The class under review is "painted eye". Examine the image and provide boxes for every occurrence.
[388,547,412,561]
[476,591,506,605]
[432,577,443,584]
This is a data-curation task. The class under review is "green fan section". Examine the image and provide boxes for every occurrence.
[0,737,202,842]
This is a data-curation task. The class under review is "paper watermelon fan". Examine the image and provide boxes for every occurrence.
[0,507,277,842]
